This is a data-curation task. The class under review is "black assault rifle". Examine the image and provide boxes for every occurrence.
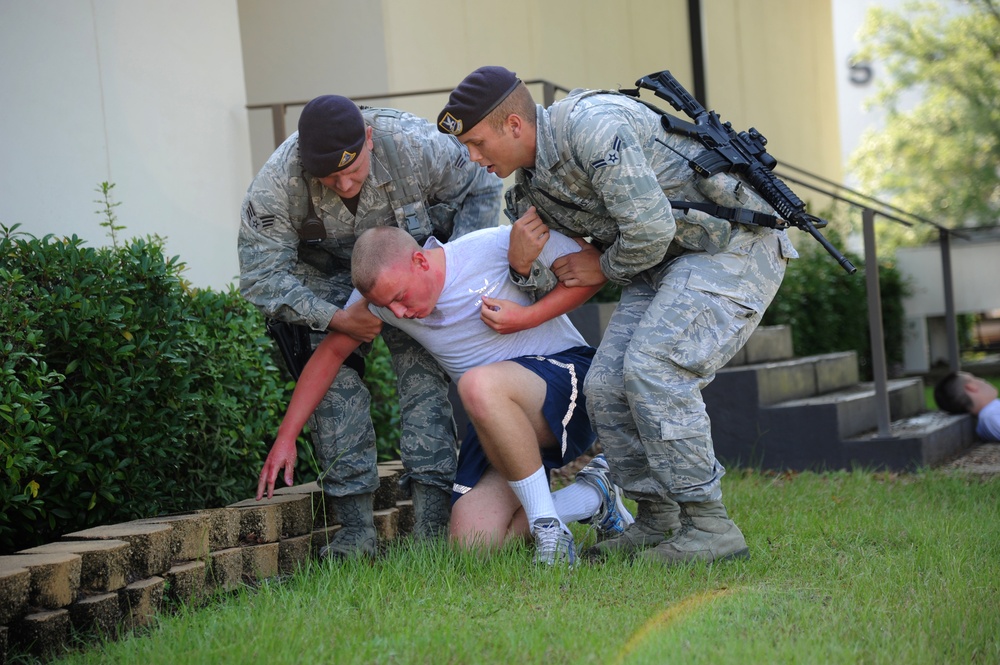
[627,70,856,274]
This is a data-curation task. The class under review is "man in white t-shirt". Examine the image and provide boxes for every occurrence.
[257,215,633,565]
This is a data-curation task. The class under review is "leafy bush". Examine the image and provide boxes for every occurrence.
[0,225,297,552]
[0,219,408,553]
[1,254,61,549]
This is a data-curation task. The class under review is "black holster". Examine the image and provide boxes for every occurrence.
[265,319,366,381]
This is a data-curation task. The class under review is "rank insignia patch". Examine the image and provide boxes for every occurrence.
[591,135,623,169]
[245,201,275,230]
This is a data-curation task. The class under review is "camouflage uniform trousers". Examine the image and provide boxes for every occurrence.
[309,323,457,500]
[584,225,787,503]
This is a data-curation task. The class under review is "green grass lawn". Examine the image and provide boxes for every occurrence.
[44,468,1000,665]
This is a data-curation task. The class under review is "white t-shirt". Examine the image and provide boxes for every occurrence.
[347,226,588,382]
[977,399,1000,442]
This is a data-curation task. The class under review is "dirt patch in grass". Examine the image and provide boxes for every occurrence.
[939,442,1000,479]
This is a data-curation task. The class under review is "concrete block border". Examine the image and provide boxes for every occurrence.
[0,462,410,662]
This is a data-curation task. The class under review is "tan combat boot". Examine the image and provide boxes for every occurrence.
[584,499,681,560]
[641,500,749,565]
[320,493,377,559]
[411,482,452,541]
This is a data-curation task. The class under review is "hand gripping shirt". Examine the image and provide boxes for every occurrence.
[237,108,503,331]
[346,226,588,382]
[505,91,797,285]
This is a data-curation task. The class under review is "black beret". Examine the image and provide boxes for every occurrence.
[437,66,521,136]
[298,95,366,177]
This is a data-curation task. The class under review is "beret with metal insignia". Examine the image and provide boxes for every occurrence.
[437,66,521,136]
[298,95,366,177]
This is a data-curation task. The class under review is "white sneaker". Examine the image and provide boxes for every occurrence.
[531,517,576,566]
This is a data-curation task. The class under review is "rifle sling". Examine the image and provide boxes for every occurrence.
[668,200,786,230]
[532,183,784,230]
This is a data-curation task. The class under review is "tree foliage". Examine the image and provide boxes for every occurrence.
[851,0,1000,248]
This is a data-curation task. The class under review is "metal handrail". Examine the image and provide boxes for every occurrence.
[778,162,970,240]
[774,165,964,438]
[775,166,963,372]
[246,79,572,149]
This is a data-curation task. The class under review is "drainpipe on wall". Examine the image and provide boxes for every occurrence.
[687,0,707,106]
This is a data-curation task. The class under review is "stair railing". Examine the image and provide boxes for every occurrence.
[246,80,569,150]
[777,166,967,439]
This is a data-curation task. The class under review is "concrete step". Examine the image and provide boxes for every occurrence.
[842,412,976,471]
[706,350,859,469]
[725,324,795,367]
[766,378,926,441]
[707,351,859,411]
[708,374,934,471]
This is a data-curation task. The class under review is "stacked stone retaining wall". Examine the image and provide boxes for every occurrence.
[0,460,410,662]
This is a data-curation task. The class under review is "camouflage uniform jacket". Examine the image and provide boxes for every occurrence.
[506,91,797,285]
[238,108,502,330]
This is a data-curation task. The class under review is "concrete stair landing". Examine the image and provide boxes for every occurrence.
[704,325,977,471]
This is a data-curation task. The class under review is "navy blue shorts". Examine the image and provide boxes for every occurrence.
[451,345,596,505]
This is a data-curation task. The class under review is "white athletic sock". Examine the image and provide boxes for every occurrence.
[508,467,565,532]
[552,480,602,524]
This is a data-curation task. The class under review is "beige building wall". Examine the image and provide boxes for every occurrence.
[237,1,390,170]
[1,0,252,290]
[2,1,840,290]
[703,0,841,184]
[240,0,841,218]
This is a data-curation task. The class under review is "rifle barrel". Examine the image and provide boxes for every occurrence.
[803,219,857,274]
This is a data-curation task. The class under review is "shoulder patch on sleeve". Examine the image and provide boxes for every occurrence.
[245,201,275,230]
[445,134,469,169]
[590,135,623,169]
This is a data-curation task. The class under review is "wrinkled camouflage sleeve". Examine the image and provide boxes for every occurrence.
[568,106,677,284]
[506,262,559,300]
[406,121,503,238]
[237,156,339,331]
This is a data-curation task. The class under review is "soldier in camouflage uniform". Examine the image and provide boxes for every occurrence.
[239,95,502,558]
[437,66,798,564]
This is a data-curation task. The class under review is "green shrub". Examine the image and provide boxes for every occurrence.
[762,235,909,379]
[0,220,408,553]
[0,225,297,552]
[0,254,61,548]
